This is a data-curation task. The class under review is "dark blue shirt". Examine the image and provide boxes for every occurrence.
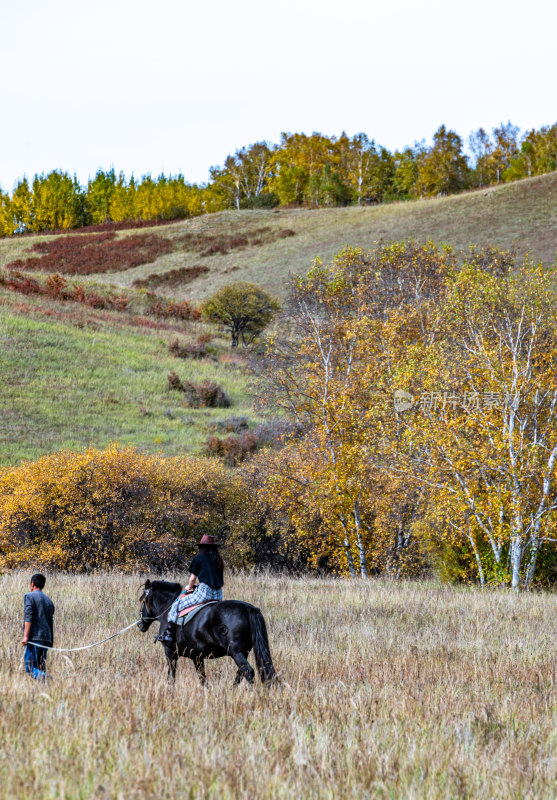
[23,590,55,645]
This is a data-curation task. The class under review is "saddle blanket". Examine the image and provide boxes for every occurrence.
[176,600,218,626]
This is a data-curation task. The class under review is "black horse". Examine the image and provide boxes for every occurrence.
[137,579,276,685]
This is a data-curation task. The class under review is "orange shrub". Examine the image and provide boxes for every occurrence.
[0,445,251,571]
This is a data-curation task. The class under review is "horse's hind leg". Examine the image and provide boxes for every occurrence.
[231,652,254,685]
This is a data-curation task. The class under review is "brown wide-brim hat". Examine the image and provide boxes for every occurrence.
[199,534,217,546]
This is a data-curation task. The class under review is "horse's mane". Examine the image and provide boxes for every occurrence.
[151,580,182,595]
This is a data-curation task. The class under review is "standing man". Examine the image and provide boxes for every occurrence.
[22,573,55,680]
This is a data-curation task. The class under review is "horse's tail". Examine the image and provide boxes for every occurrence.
[249,607,276,684]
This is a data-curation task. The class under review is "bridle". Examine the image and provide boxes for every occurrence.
[139,586,178,623]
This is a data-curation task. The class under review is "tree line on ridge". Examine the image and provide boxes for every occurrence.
[1,121,556,236]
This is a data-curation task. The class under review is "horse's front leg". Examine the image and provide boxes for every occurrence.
[165,647,178,684]
[193,656,207,686]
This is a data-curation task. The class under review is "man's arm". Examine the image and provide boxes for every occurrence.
[22,621,32,645]
[22,594,34,645]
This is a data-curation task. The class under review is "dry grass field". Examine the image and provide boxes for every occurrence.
[1,572,556,799]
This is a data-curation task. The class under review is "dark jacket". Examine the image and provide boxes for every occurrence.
[23,590,55,645]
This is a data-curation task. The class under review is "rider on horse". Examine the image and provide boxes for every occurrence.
[161,534,224,646]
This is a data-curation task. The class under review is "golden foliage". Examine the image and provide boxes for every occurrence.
[258,242,557,585]
[0,445,250,571]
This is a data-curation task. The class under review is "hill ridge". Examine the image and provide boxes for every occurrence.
[0,171,555,301]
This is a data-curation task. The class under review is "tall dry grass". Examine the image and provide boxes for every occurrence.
[0,572,556,799]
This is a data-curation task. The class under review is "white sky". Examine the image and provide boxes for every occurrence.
[1,0,555,191]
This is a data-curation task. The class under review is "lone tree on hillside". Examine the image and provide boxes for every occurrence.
[201,282,280,347]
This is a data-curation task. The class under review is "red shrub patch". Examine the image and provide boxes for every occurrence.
[7,232,174,275]
[44,273,70,299]
[112,293,130,312]
[169,339,208,359]
[201,243,230,257]
[3,270,201,323]
[167,375,231,407]
[149,296,200,321]
[84,290,109,309]
[167,371,184,391]
[177,226,295,257]
[5,272,41,295]
[72,284,86,303]
[227,235,249,249]
[133,265,209,289]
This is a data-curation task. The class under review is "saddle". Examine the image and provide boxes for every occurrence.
[176,600,218,626]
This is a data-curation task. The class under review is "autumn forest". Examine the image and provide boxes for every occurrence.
[1,121,557,235]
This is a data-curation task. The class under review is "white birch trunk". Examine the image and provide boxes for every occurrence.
[510,535,523,591]
[353,497,368,579]
[524,537,540,589]
[466,524,486,587]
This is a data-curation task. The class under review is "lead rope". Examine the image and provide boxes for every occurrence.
[26,618,141,653]
[21,593,178,662]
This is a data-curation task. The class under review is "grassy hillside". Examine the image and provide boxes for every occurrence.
[1,571,556,799]
[1,172,555,466]
[1,172,555,304]
[0,289,254,466]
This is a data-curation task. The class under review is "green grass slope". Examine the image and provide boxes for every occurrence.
[1,172,555,304]
[0,291,254,466]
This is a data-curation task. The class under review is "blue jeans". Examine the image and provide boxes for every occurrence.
[24,642,49,680]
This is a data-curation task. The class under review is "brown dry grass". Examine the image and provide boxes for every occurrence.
[1,572,556,799]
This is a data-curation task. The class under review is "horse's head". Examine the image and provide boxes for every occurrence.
[137,579,182,633]
[137,579,155,632]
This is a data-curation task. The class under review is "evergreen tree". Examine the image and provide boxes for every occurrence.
[86,169,116,224]
[0,189,13,236]
[10,178,33,232]
[109,173,136,221]
[31,171,87,231]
